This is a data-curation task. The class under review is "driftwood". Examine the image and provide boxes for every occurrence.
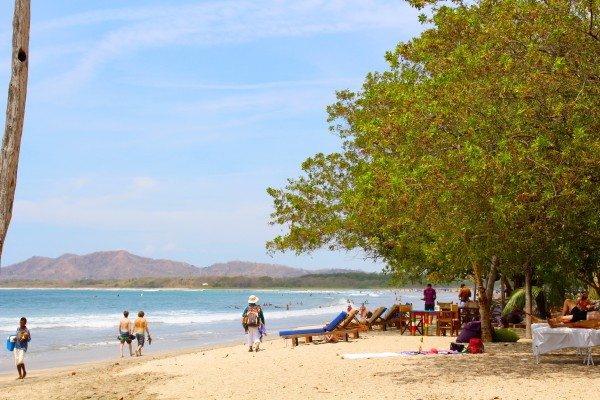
[0,0,30,265]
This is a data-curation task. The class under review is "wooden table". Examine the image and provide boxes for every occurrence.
[409,310,438,336]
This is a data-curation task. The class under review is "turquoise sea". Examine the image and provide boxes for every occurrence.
[0,288,457,373]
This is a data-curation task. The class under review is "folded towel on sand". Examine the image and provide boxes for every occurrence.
[341,350,461,359]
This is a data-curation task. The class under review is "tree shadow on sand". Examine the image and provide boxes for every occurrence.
[374,342,600,384]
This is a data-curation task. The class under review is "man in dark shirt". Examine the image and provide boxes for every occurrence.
[423,284,437,311]
[15,317,31,379]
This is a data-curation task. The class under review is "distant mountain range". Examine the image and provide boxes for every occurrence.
[0,250,357,281]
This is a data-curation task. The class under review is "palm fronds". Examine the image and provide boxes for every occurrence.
[502,286,543,316]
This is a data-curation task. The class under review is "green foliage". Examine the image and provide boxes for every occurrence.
[492,328,520,343]
[0,272,392,289]
[267,0,600,298]
[502,287,544,316]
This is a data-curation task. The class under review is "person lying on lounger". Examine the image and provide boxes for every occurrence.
[547,291,600,328]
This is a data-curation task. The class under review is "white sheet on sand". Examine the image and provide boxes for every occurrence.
[532,323,600,365]
[341,351,458,360]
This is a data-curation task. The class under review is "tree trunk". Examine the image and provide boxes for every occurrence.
[474,261,492,342]
[501,274,512,307]
[0,0,30,266]
[500,275,506,309]
[524,263,532,339]
[485,256,499,306]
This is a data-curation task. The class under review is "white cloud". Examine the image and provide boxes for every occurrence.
[173,88,331,116]
[132,176,158,190]
[11,173,271,236]
[36,0,418,91]
[128,78,355,92]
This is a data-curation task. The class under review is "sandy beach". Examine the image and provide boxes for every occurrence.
[1,329,599,400]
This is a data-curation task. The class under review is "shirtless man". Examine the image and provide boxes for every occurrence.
[118,310,133,357]
[134,310,151,356]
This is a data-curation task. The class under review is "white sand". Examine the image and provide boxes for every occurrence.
[1,330,599,399]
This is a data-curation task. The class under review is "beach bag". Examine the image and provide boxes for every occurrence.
[468,338,484,354]
[450,342,465,352]
[246,305,261,327]
[6,335,16,352]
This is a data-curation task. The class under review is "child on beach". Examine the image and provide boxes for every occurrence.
[15,317,31,379]
[134,311,152,356]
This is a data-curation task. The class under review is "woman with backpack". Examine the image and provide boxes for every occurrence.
[242,295,265,352]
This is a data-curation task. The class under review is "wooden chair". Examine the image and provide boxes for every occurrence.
[279,311,349,347]
[451,303,461,332]
[338,309,359,329]
[333,309,360,339]
[436,310,457,336]
[459,301,480,326]
[396,304,412,334]
[437,302,452,311]
[350,306,388,330]
[372,304,400,331]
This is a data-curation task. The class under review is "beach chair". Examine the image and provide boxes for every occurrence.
[371,304,400,331]
[459,301,480,326]
[333,309,360,339]
[278,311,350,347]
[338,309,359,330]
[397,304,412,334]
[451,303,461,332]
[436,310,458,336]
[350,306,388,330]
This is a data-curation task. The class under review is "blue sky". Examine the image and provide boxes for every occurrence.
[0,1,423,271]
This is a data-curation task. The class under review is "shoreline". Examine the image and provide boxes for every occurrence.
[0,287,461,374]
[1,329,599,399]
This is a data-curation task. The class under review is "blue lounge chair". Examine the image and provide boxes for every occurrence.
[279,311,353,347]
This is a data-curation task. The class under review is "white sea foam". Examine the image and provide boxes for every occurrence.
[0,301,355,333]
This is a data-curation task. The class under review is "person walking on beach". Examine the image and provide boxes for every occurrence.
[242,295,265,352]
[118,310,134,357]
[15,317,31,379]
[134,311,152,356]
[458,283,472,307]
[423,283,437,311]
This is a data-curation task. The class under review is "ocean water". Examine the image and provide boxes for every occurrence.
[0,287,457,373]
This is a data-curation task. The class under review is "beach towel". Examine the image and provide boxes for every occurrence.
[341,350,462,359]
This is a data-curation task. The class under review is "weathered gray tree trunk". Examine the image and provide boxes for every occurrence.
[0,0,30,267]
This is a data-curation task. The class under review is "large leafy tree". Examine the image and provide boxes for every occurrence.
[268,0,600,341]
